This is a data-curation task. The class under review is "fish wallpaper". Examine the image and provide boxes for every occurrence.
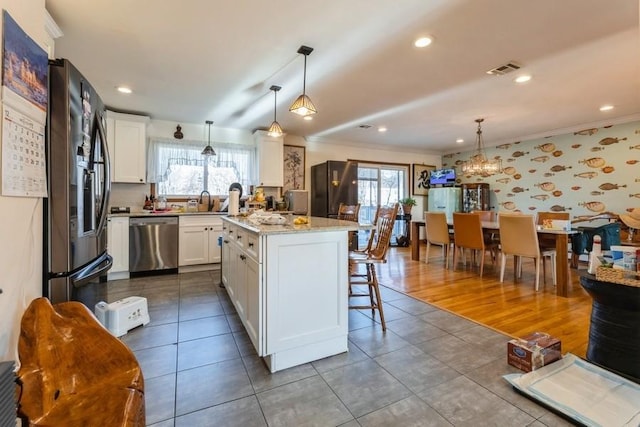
[442,120,640,220]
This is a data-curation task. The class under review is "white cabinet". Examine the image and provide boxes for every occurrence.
[107,216,129,280]
[221,222,262,353]
[106,111,149,183]
[253,130,283,187]
[179,215,223,266]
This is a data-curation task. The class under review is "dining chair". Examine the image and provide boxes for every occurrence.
[537,211,570,280]
[424,212,452,268]
[338,203,361,249]
[498,213,555,291]
[472,210,499,243]
[452,212,498,277]
[349,203,399,331]
[337,203,361,222]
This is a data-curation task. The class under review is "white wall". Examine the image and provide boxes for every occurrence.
[0,0,49,362]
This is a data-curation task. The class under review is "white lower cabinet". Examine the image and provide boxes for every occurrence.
[221,217,348,373]
[179,215,223,266]
[107,216,129,280]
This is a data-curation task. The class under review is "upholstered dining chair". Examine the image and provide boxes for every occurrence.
[499,213,555,291]
[424,211,452,268]
[472,210,499,243]
[452,212,499,277]
[349,203,399,332]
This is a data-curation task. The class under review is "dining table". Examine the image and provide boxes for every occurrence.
[411,219,577,297]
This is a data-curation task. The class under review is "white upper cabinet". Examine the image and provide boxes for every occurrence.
[253,130,283,187]
[106,111,149,183]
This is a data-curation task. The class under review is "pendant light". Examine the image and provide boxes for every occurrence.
[268,85,283,137]
[461,118,502,177]
[289,45,317,117]
[201,120,216,156]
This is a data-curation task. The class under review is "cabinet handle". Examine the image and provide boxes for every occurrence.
[248,243,254,248]
[229,230,234,234]
[240,254,246,261]
[224,240,229,243]
[139,178,143,182]
[237,235,242,239]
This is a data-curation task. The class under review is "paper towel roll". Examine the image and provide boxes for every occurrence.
[228,189,240,216]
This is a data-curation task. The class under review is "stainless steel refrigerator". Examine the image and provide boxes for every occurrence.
[310,160,358,218]
[44,58,112,307]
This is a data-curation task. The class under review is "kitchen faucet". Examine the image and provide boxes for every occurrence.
[199,190,212,211]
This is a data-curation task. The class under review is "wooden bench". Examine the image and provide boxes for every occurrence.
[16,298,145,426]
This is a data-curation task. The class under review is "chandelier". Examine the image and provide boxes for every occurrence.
[461,118,502,177]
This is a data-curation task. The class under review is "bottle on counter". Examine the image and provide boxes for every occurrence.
[587,235,602,274]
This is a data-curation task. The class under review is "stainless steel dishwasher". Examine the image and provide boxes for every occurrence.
[129,216,178,275]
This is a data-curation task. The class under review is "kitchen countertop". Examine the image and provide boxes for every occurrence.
[223,215,362,235]
[109,210,299,218]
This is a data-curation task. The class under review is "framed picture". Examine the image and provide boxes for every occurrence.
[283,145,305,193]
[412,164,435,196]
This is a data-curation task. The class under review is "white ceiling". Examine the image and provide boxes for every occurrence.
[45,0,640,153]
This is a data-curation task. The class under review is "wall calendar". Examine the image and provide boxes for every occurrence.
[1,104,46,197]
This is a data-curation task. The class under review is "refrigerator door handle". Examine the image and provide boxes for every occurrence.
[69,251,113,288]
[94,111,111,236]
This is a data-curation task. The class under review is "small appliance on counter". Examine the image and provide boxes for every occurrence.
[286,190,309,214]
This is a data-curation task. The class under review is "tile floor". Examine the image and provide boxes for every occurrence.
[107,270,573,427]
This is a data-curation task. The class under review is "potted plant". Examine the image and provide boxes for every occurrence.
[399,197,416,215]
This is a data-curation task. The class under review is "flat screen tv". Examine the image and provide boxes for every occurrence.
[429,168,456,185]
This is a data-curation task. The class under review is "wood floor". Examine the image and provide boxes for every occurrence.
[378,244,592,357]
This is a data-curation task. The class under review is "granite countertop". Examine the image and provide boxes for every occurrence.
[223,215,361,235]
[109,210,228,218]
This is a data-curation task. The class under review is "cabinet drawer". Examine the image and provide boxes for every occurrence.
[246,233,259,261]
[235,227,247,249]
[180,215,223,227]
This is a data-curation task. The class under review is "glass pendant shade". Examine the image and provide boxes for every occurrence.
[201,120,216,156]
[461,118,502,177]
[289,94,317,117]
[268,85,283,137]
[289,45,317,117]
[268,120,283,137]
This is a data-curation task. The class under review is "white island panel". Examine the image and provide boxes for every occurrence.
[265,231,348,359]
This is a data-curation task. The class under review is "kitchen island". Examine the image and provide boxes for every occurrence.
[221,215,359,372]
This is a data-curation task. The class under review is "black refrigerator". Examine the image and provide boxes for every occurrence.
[310,160,358,218]
[43,58,112,307]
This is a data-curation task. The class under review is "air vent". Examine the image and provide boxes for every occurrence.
[486,62,521,76]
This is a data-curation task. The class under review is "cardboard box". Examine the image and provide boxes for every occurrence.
[507,332,562,372]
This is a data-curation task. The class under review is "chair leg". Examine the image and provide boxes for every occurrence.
[425,241,431,264]
[370,265,386,332]
[479,250,485,277]
[551,254,557,286]
[500,253,506,282]
[535,257,541,291]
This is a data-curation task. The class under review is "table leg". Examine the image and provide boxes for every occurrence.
[411,222,421,261]
[555,234,569,297]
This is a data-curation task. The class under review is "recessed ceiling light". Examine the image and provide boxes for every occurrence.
[117,86,132,94]
[414,36,433,48]
[378,126,387,133]
[599,105,614,112]
[303,115,313,121]
[514,74,531,83]
[456,138,464,144]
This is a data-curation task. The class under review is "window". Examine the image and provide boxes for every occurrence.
[356,162,410,243]
[147,138,255,197]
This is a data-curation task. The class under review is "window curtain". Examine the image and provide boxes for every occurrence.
[147,137,256,186]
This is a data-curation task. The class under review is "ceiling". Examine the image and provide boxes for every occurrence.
[45,0,640,153]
